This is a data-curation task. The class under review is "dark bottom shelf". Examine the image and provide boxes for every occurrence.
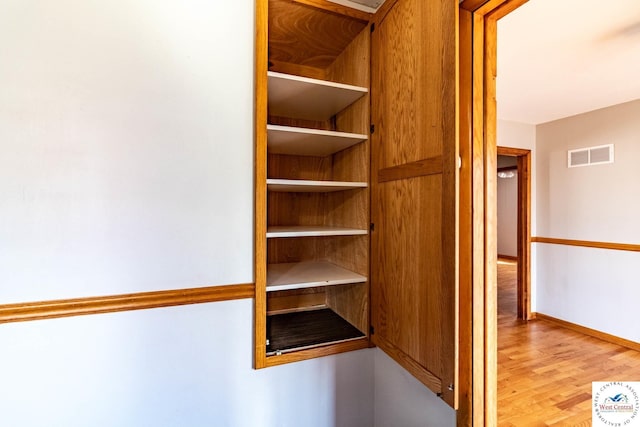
[267,308,365,355]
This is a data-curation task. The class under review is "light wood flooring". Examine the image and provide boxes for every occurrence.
[497,260,640,426]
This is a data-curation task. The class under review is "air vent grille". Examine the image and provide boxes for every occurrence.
[568,144,614,168]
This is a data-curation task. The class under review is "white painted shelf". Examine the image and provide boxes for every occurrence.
[268,71,368,120]
[266,226,368,238]
[267,179,367,192]
[267,125,367,157]
[267,261,367,292]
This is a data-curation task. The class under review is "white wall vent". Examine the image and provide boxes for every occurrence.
[567,144,614,168]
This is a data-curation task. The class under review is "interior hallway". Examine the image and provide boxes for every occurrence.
[497,260,640,426]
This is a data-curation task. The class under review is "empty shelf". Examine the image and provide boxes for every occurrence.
[267,125,367,157]
[267,226,368,238]
[268,71,368,120]
[267,179,367,192]
[266,308,365,355]
[267,261,367,292]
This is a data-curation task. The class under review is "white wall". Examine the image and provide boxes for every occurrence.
[374,350,455,427]
[0,300,375,427]
[0,1,453,425]
[535,99,640,342]
[497,175,518,257]
[497,120,537,309]
[497,156,518,257]
[0,0,254,302]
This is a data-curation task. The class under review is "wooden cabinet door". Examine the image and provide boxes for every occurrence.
[370,0,458,408]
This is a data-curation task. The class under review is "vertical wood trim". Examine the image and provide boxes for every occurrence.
[471,10,486,427]
[457,8,474,427]
[497,146,532,321]
[517,151,531,320]
[441,0,460,408]
[254,0,269,369]
[481,1,528,424]
[483,14,498,427]
[463,1,529,424]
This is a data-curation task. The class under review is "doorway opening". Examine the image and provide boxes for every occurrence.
[497,146,531,320]
[459,0,530,424]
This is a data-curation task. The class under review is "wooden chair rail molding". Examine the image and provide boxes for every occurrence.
[0,283,255,324]
[533,312,640,352]
[532,237,640,253]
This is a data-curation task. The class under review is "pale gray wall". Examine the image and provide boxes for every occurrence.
[536,99,640,342]
[374,350,455,427]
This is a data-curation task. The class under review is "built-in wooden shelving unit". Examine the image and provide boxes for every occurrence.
[267,261,367,292]
[267,71,367,120]
[256,0,371,365]
[267,125,367,157]
[267,179,367,192]
[266,226,367,238]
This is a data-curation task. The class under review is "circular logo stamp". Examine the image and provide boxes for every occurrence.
[593,382,640,426]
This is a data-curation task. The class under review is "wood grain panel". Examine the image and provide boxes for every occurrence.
[267,153,334,181]
[267,115,334,131]
[326,25,371,88]
[0,284,255,324]
[471,10,487,426]
[269,0,368,69]
[371,0,447,170]
[325,282,368,333]
[516,151,531,320]
[255,0,270,369]
[268,60,327,80]
[458,8,474,426]
[378,156,443,183]
[532,237,640,252]
[371,0,457,407]
[372,175,444,382]
[484,13,499,427]
[267,287,326,314]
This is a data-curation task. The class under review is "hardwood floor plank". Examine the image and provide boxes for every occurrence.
[497,261,640,426]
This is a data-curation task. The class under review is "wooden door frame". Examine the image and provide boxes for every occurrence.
[459,0,529,425]
[497,146,531,321]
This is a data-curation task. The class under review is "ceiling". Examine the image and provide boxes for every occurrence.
[497,0,640,124]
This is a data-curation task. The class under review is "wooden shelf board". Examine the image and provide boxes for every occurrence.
[267,124,367,157]
[267,179,367,192]
[266,226,368,238]
[268,71,368,121]
[267,261,367,292]
[266,308,365,355]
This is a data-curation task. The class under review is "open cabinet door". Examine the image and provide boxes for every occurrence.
[370,0,458,408]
